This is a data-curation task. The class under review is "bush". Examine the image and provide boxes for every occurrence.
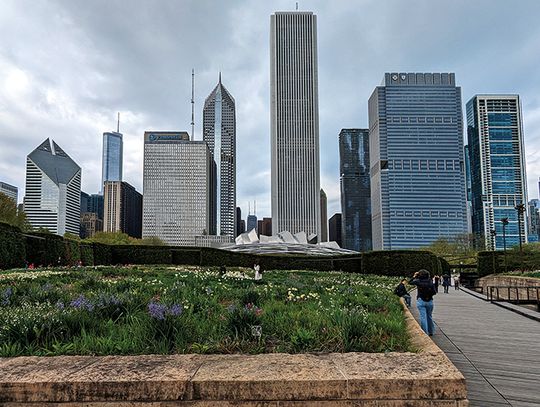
[25,232,66,266]
[111,245,172,265]
[0,222,25,269]
[80,244,94,266]
[93,243,112,265]
[64,239,81,265]
[172,249,201,265]
[362,250,439,277]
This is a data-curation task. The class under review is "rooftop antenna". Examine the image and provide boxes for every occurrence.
[191,68,195,141]
[296,2,298,10]
[254,200,257,216]
[248,201,251,215]
[116,112,120,133]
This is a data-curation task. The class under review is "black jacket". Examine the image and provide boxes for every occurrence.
[409,277,436,301]
[394,282,408,297]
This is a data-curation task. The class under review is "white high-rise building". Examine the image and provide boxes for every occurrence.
[0,182,18,203]
[203,74,236,237]
[142,132,216,246]
[270,11,321,240]
[24,139,81,235]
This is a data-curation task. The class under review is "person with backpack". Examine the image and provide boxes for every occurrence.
[394,279,411,307]
[410,269,437,336]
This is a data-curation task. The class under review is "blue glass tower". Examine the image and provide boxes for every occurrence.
[339,129,372,252]
[368,73,467,250]
[102,131,123,189]
[467,95,528,250]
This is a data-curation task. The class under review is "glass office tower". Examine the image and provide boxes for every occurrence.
[339,129,372,252]
[467,95,528,250]
[368,73,467,250]
[102,131,123,188]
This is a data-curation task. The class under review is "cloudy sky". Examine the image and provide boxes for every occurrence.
[1,0,540,220]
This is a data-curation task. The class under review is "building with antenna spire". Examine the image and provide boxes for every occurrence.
[101,113,123,190]
[203,73,236,237]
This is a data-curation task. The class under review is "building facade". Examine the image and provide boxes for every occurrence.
[235,207,244,237]
[0,181,18,203]
[80,212,103,239]
[369,73,467,250]
[247,214,258,233]
[320,189,328,242]
[467,95,528,250]
[270,11,321,240]
[142,131,216,246]
[328,213,342,247]
[102,131,123,189]
[203,75,236,237]
[103,181,142,238]
[24,139,81,235]
[339,128,372,252]
[528,199,540,242]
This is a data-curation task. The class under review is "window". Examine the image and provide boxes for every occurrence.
[489,128,513,141]
[488,113,513,126]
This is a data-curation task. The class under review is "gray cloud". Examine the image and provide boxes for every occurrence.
[1,0,540,222]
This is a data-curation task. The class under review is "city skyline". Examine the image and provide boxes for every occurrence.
[1,1,540,221]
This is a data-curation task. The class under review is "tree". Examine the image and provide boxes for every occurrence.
[138,236,167,246]
[0,192,30,231]
[85,231,132,245]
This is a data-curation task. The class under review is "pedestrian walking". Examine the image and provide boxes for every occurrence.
[442,274,451,293]
[410,269,437,336]
[454,276,460,290]
[433,275,440,293]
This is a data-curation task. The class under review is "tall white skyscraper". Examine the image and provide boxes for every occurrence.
[270,11,321,240]
[24,139,81,235]
[203,74,236,237]
[102,131,123,187]
[142,132,216,246]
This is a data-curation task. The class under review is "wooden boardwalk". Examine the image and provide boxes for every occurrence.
[410,286,540,407]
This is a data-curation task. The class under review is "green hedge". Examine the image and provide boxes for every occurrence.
[64,239,81,265]
[111,245,172,265]
[362,250,440,277]
[0,222,25,269]
[80,244,94,266]
[93,243,112,265]
[24,232,66,266]
[478,249,540,276]
[172,249,201,265]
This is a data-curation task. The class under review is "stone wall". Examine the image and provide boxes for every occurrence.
[0,304,468,406]
[475,275,540,301]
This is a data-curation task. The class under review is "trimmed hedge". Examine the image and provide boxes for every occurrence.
[478,249,540,276]
[0,222,25,269]
[2,225,451,277]
[80,244,94,266]
[110,245,172,265]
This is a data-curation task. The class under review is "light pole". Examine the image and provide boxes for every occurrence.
[515,203,525,253]
[501,217,509,273]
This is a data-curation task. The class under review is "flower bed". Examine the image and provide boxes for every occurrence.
[0,266,410,356]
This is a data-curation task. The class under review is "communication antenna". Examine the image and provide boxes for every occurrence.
[296,2,298,10]
[191,68,195,141]
[248,201,251,215]
[254,200,257,216]
[116,112,120,133]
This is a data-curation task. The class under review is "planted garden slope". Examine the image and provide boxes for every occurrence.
[0,266,409,356]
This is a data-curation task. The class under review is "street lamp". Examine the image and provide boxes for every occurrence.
[501,217,509,273]
[515,203,525,253]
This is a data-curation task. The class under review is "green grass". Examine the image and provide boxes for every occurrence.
[501,271,540,279]
[0,266,411,356]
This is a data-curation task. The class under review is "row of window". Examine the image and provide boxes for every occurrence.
[389,210,462,218]
[385,159,462,171]
[388,116,458,124]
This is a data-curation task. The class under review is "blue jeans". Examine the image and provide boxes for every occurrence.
[402,294,411,307]
[416,298,434,335]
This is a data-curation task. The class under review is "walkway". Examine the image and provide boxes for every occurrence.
[410,286,540,407]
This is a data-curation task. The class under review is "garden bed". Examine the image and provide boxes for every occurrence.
[0,266,410,356]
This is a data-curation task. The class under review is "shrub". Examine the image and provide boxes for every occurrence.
[0,222,25,269]
[80,244,94,266]
[93,243,112,265]
[362,250,439,276]
[64,239,81,265]
[171,249,201,265]
[111,245,172,265]
[25,232,66,266]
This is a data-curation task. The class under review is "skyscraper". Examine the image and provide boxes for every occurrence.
[270,11,321,240]
[339,129,372,252]
[24,139,81,235]
[203,74,236,237]
[103,181,143,238]
[235,206,243,237]
[247,214,258,233]
[467,95,528,250]
[102,131,123,188]
[0,182,18,203]
[320,189,328,242]
[142,131,216,246]
[369,73,467,249]
[328,213,342,247]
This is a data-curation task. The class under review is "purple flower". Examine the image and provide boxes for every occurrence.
[148,301,167,320]
[56,301,65,310]
[96,293,121,308]
[168,304,183,317]
[70,294,94,312]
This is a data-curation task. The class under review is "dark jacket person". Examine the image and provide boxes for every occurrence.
[409,269,436,336]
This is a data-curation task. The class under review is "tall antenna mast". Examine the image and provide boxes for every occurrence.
[117,112,120,133]
[254,200,257,216]
[191,68,195,141]
[248,201,251,215]
[296,2,298,10]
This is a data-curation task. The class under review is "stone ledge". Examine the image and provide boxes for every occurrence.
[0,303,467,405]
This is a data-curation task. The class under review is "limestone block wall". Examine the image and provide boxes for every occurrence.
[0,305,468,406]
[475,275,540,301]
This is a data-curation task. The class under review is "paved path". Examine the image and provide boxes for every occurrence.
[410,287,540,407]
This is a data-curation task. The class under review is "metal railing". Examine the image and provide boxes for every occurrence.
[487,286,540,311]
